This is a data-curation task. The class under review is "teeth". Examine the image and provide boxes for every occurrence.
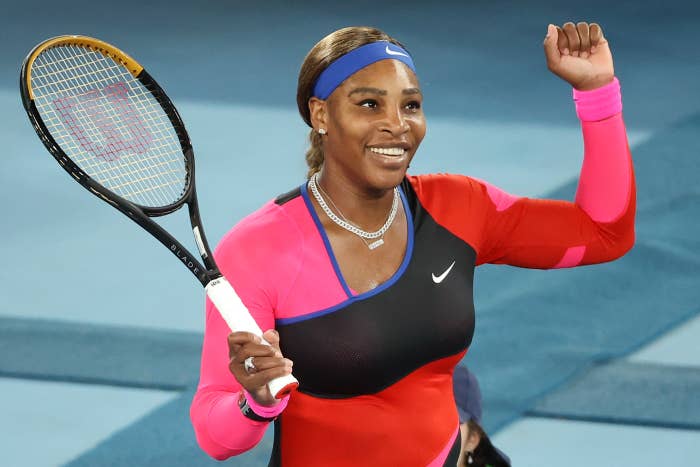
[369,147,406,156]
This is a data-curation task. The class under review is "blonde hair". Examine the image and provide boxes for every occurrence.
[296,26,407,178]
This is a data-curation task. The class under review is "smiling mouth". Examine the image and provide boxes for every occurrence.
[368,147,407,156]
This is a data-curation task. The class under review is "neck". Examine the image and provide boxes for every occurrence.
[314,170,398,231]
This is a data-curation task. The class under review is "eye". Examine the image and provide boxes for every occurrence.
[359,99,378,109]
[405,100,421,111]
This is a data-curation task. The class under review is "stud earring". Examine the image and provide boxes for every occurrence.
[318,128,327,135]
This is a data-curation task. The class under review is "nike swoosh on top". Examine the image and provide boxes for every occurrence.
[432,260,456,284]
[385,45,410,58]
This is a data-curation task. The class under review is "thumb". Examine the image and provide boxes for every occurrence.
[262,329,282,354]
[543,24,561,69]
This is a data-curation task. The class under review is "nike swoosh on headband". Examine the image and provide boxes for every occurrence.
[385,45,410,58]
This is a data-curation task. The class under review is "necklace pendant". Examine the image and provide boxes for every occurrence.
[367,238,384,250]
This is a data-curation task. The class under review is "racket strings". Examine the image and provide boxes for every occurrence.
[54,46,185,205]
[36,47,183,207]
[30,45,188,208]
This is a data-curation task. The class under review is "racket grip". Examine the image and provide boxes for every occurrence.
[205,277,299,399]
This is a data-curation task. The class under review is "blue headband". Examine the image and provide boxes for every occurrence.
[312,41,416,100]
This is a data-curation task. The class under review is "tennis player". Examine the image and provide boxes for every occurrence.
[190,22,635,466]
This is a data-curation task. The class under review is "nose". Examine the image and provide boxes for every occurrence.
[380,105,410,135]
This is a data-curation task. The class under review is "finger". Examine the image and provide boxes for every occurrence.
[229,350,284,378]
[556,26,569,55]
[230,354,290,380]
[543,24,561,68]
[245,365,294,387]
[228,331,261,347]
[589,23,604,51]
[244,356,293,373]
[262,329,282,353]
[562,22,581,57]
[228,359,293,398]
[232,343,279,364]
[577,22,591,58]
[228,332,262,359]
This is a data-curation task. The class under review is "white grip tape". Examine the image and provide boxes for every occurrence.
[206,277,264,336]
[205,277,298,398]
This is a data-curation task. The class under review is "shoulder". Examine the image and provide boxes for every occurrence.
[212,187,308,310]
[214,187,305,271]
[405,173,488,207]
[406,173,518,212]
[406,173,484,195]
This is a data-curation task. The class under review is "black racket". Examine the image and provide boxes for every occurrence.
[20,35,298,398]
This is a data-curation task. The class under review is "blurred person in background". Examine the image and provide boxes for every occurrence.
[454,365,511,467]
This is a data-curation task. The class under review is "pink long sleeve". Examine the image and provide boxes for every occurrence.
[573,78,633,223]
[190,205,296,460]
[189,300,280,460]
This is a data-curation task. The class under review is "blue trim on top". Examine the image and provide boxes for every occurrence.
[300,181,354,298]
[280,183,414,326]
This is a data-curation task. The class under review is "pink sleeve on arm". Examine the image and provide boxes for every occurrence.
[573,78,633,223]
[189,205,296,460]
[190,300,288,460]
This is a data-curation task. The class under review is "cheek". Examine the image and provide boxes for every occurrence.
[411,117,427,144]
[334,116,373,146]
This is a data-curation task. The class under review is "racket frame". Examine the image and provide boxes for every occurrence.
[20,34,298,398]
[20,36,218,287]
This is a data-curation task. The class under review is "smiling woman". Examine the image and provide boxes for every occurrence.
[190,24,636,466]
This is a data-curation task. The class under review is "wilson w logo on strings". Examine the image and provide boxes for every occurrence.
[52,82,153,161]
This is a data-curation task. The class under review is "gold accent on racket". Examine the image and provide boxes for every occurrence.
[25,35,144,99]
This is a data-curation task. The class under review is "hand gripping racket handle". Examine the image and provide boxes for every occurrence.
[205,277,299,399]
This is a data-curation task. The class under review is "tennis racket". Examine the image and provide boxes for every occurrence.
[19,35,298,399]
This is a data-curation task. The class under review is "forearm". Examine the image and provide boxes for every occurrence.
[190,300,288,460]
[561,78,636,266]
[574,78,634,223]
[190,386,269,460]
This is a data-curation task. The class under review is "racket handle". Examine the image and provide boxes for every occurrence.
[205,277,299,399]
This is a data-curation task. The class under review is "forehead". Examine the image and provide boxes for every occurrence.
[337,59,420,93]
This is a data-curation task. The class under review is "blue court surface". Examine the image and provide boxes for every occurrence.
[1,1,698,465]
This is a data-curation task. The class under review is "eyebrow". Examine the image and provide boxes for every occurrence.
[348,87,386,97]
[347,87,422,97]
[402,87,422,96]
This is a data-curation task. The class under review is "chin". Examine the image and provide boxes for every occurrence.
[366,155,412,186]
[368,167,409,192]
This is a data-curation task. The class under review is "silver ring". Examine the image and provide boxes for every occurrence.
[244,356,256,373]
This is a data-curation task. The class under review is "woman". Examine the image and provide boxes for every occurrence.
[190,23,635,466]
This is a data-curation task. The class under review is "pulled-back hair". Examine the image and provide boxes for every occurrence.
[296,27,407,178]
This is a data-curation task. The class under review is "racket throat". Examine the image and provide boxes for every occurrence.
[168,244,200,272]
[193,226,208,259]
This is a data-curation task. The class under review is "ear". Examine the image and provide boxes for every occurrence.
[465,426,481,452]
[308,97,328,132]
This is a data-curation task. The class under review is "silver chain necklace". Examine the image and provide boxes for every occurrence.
[315,180,380,250]
[308,172,399,250]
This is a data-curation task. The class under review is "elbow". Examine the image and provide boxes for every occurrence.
[622,228,636,256]
[606,226,636,262]
[189,389,264,460]
[190,394,235,461]
[597,199,636,262]
[211,448,235,462]
[191,427,235,461]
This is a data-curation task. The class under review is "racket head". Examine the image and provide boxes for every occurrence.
[20,35,194,217]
